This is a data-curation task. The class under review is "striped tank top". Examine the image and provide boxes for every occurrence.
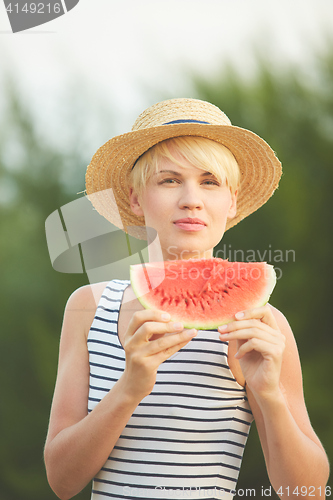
[88,280,253,500]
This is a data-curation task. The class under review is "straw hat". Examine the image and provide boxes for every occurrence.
[85,98,282,240]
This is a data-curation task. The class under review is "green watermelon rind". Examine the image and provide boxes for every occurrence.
[130,260,277,330]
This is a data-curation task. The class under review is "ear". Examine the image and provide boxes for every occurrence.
[227,190,238,219]
[129,187,144,217]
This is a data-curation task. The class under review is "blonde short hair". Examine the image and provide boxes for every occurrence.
[129,136,240,196]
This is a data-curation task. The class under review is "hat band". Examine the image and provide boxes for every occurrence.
[131,119,211,170]
[163,119,210,125]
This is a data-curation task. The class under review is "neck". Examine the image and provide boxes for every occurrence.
[146,236,214,262]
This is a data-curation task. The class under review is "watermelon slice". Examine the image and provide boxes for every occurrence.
[130,258,276,330]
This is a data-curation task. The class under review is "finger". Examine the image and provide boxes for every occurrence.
[235,336,285,360]
[134,320,186,345]
[156,339,194,363]
[218,317,279,336]
[124,309,172,342]
[149,329,198,361]
[233,304,278,329]
[219,318,271,333]
[218,321,279,343]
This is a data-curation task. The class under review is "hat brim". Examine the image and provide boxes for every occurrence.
[85,122,282,240]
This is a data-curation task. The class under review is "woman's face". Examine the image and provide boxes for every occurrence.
[129,147,237,261]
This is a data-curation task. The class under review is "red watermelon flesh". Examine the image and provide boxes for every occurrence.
[130,258,276,330]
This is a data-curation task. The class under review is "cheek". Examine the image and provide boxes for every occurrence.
[140,191,168,220]
[215,197,232,216]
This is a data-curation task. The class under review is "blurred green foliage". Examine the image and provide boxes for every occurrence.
[0,45,332,499]
[0,80,90,499]
[192,50,333,496]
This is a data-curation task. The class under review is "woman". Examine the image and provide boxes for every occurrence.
[44,98,329,499]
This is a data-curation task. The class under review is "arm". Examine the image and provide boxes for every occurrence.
[44,285,197,500]
[219,304,330,499]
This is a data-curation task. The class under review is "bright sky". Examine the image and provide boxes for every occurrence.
[0,0,332,142]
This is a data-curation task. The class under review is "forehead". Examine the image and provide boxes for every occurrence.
[153,151,217,176]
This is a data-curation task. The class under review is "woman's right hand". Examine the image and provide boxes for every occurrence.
[121,309,197,401]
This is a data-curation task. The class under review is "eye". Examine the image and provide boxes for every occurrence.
[202,179,220,186]
[159,178,179,184]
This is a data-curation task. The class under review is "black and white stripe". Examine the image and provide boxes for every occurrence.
[88,280,253,500]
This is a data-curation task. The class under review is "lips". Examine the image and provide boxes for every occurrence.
[173,218,207,232]
[174,218,206,225]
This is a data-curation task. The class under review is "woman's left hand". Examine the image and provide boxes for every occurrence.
[218,304,286,401]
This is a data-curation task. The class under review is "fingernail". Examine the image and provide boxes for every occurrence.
[235,311,244,319]
[234,352,240,359]
[162,313,171,321]
[172,322,183,330]
[219,324,228,331]
[187,329,197,337]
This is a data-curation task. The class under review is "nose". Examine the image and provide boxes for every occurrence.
[178,182,204,210]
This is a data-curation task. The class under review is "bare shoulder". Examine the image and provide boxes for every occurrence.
[268,303,293,334]
[64,281,110,340]
[66,281,110,311]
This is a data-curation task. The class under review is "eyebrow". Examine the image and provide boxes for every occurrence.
[154,169,216,177]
